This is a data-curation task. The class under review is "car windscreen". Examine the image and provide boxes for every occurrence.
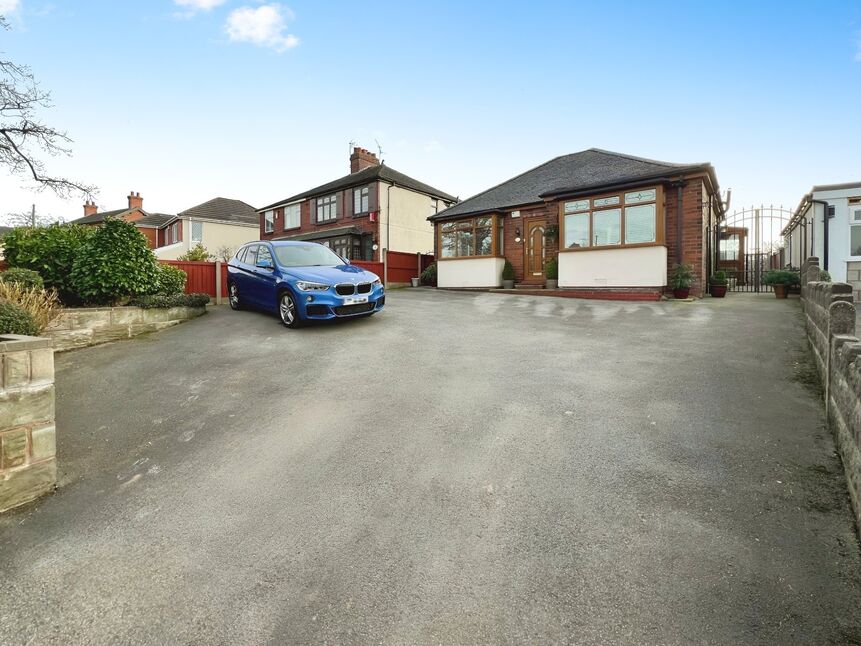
[273,244,346,268]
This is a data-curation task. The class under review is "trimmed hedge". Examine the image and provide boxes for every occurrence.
[128,293,211,309]
[155,264,187,295]
[0,299,40,336]
[0,267,44,290]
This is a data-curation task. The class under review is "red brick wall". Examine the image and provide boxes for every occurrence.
[138,227,157,248]
[500,205,559,284]
[665,179,708,296]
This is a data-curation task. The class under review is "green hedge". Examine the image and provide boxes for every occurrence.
[0,268,44,290]
[155,264,187,295]
[420,263,437,286]
[128,293,210,309]
[0,299,40,336]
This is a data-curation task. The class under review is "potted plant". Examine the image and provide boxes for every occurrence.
[544,224,559,241]
[410,277,420,287]
[763,269,800,298]
[709,270,728,298]
[545,258,558,289]
[669,263,695,299]
[501,260,515,289]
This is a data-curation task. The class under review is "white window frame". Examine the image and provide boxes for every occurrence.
[317,194,337,222]
[284,203,300,229]
[191,220,203,243]
[849,200,861,258]
[264,210,275,233]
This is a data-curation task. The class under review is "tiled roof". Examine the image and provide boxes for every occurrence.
[260,164,456,212]
[429,148,713,220]
[69,208,132,225]
[178,197,258,225]
[134,213,176,227]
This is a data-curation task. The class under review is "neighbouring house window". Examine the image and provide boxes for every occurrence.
[284,204,300,229]
[440,216,494,258]
[850,204,861,256]
[317,194,338,222]
[562,187,658,250]
[191,221,203,243]
[354,186,369,214]
[326,235,359,259]
[264,210,274,233]
[166,221,181,245]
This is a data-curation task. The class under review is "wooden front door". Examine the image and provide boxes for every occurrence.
[526,220,545,279]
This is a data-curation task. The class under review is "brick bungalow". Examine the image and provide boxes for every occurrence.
[258,147,456,261]
[428,149,724,297]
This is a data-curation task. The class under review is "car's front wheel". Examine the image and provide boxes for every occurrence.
[279,292,302,328]
[228,283,242,310]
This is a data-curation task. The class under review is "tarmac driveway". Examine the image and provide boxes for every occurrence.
[1,290,860,645]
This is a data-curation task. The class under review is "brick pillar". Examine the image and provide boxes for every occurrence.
[0,335,56,513]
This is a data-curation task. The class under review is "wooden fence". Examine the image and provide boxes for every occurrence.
[385,251,434,285]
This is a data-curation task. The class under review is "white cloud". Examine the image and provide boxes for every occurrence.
[225,4,298,53]
[174,0,226,10]
[0,0,21,15]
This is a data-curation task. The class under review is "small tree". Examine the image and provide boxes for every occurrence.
[214,245,235,262]
[178,243,213,261]
[70,218,160,304]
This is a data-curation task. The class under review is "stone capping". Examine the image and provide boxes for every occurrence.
[800,258,861,535]
[0,333,56,513]
[44,305,206,351]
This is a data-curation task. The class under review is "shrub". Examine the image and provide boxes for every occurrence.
[70,218,161,305]
[0,267,44,290]
[0,282,61,332]
[502,260,515,281]
[544,258,558,280]
[214,245,235,262]
[763,269,800,287]
[669,264,695,289]
[420,262,437,287]
[0,299,40,336]
[1,224,94,300]
[819,270,832,282]
[178,244,213,262]
[709,270,728,285]
[129,293,210,309]
[155,264,187,295]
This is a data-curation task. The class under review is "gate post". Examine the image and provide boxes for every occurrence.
[215,261,223,304]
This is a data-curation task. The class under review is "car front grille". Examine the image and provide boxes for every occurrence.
[357,283,372,294]
[335,283,356,296]
[333,302,376,316]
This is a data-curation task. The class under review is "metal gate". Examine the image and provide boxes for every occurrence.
[713,206,792,292]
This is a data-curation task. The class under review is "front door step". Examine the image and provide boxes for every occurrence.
[515,282,544,289]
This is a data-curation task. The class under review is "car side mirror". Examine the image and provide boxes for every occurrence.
[257,258,273,270]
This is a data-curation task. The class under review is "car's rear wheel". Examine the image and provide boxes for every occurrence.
[228,283,242,310]
[279,292,302,328]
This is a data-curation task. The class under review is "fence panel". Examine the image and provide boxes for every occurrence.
[162,260,217,297]
[352,261,384,279]
[386,251,421,284]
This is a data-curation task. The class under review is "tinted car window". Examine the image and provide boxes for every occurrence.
[245,245,259,266]
[257,245,273,266]
[235,247,248,263]
[273,244,345,268]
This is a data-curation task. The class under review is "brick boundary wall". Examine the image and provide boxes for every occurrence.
[45,305,207,352]
[0,334,56,512]
[800,257,861,533]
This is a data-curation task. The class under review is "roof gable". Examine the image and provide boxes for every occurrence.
[259,164,456,212]
[430,148,712,220]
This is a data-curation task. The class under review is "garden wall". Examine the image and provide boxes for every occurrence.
[0,334,56,512]
[801,257,861,533]
[45,305,206,351]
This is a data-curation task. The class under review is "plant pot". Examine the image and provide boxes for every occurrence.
[502,280,515,289]
[773,283,788,299]
[546,279,558,290]
[672,287,690,299]
[709,284,727,298]
[410,277,420,287]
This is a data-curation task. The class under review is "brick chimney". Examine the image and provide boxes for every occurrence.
[350,147,379,174]
[83,200,98,217]
[127,191,143,210]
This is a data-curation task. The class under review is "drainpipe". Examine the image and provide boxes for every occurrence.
[811,198,831,272]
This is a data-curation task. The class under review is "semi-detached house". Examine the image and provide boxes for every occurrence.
[257,147,456,261]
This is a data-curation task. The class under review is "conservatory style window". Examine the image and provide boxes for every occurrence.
[440,216,496,258]
[561,187,660,250]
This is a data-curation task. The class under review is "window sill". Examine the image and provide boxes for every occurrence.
[282,226,301,232]
[558,242,664,253]
[438,255,502,261]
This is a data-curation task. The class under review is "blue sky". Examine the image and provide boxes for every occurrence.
[1,0,860,222]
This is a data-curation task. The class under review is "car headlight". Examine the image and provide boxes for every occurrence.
[372,278,382,287]
[295,281,330,292]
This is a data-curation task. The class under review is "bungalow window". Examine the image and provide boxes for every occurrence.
[317,194,337,222]
[191,221,203,243]
[354,186,369,214]
[284,204,300,229]
[166,221,181,245]
[440,217,494,258]
[562,187,658,250]
[264,210,274,233]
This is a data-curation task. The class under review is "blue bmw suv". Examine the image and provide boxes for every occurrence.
[227,241,385,328]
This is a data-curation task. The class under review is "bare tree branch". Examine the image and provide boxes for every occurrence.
[0,14,97,198]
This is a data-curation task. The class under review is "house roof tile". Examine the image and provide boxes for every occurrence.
[178,197,258,225]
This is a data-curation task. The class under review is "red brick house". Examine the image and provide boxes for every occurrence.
[71,193,259,259]
[428,149,724,297]
[257,147,456,261]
